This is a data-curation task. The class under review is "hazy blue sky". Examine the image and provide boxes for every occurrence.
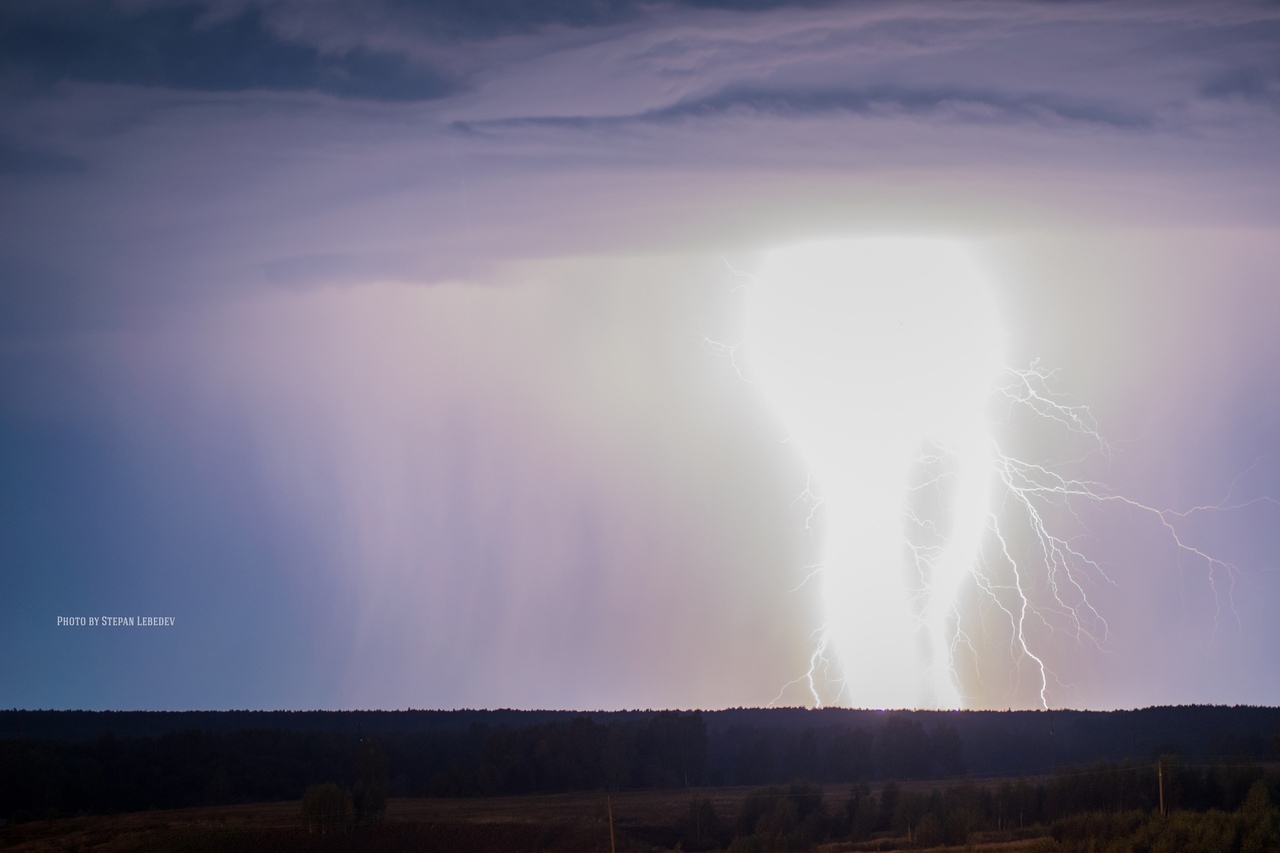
[2,0,1279,711]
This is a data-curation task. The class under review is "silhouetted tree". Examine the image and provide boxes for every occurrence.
[930,723,965,776]
[681,796,724,850]
[875,716,930,779]
[300,783,352,834]
[826,727,872,781]
[353,739,388,823]
[634,712,708,787]
[844,782,877,840]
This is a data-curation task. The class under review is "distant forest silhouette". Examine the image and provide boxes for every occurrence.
[2,706,1278,822]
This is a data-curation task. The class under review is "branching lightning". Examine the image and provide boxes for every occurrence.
[715,238,1273,711]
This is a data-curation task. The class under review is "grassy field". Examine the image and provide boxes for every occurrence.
[0,786,1050,852]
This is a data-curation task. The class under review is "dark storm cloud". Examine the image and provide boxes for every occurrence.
[2,0,1277,341]
[459,84,1153,132]
[0,2,454,100]
[358,0,636,39]
[1201,66,1280,109]
[6,1,1280,108]
[0,0,841,102]
[251,0,835,41]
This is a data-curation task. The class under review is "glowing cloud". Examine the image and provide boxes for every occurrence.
[743,238,1004,709]
[737,235,1274,713]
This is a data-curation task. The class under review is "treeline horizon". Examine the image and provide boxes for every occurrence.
[3,704,1280,824]
[4,704,1278,771]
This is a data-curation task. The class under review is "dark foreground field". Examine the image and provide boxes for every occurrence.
[0,786,1045,853]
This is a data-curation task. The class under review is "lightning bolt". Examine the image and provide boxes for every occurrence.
[713,243,1274,711]
[788,362,1265,709]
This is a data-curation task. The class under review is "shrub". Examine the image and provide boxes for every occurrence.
[300,783,353,834]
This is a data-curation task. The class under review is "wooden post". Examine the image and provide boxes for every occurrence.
[608,794,617,853]
[1158,760,1165,817]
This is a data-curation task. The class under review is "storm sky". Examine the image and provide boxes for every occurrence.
[2,0,1280,711]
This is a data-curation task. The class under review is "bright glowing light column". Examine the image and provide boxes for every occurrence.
[744,238,1004,709]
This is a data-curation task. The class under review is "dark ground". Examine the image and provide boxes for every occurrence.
[0,787,1044,852]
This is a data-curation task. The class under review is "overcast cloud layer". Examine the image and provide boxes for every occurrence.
[2,0,1280,711]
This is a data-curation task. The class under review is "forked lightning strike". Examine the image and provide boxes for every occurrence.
[716,239,1272,711]
[791,361,1257,711]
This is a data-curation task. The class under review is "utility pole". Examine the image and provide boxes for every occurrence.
[1157,760,1165,817]
[608,794,617,853]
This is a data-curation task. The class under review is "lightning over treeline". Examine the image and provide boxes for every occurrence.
[726,238,1274,711]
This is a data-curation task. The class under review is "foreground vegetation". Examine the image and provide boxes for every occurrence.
[714,769,1280,852]
[3,765,1279,852]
